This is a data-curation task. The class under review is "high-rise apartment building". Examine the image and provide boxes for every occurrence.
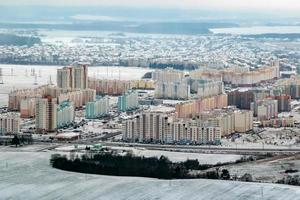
[86,96,109,119]
[57,67,72,89]
[57,101,75,128]
[155,81,190,100]
[251,99,278,121]
[57,64,88,89]
[0,112,20,135]
[20,98,36,118]
[234,110,253,133]
[175,94,228,118]
[275,95,291,112]
[122,112,222,145]
[35,96,57,133]
[118,90,139,112]
[152,68,184,83]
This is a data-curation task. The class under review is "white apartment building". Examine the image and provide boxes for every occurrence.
[20,98,36,118]
[234,110,253,133]
[57,67,72,89]
[252,99,278,121]
[122,112,222,145]
[196,80,224,98]
[86,96,109,119]
[57,64,88,89]
[155,81,190,100]
[152,68,184,83]
[57,101,75,128]
[35,96,57,133]
[118,90,139,112]
[0,112,20,135]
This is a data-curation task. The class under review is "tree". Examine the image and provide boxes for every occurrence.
[240,173,253,182]
[183,159,200,170]
[220,169,230,180]
[11,135,20,147]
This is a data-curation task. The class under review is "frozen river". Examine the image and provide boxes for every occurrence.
[0,64,153,106]
[0,151,299,200]
[210,26,300,35]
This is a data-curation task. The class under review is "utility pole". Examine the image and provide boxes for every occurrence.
[0,67,3,84]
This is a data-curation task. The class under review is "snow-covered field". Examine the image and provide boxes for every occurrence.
[55,145,243,164]
[226,154,300,183]
[0,151,300,200]
[112,147,243,164]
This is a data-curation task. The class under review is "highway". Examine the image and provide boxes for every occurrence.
[101,142,300,155]
[31,138,300,155]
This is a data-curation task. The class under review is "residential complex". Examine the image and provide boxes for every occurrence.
[251,99,278,121]
[123,111,224,145]
[0,112,20,135]
[154,81,190,100]
[152,68,184,83]
[190,61,280,87]
[86,96,109,119]
[57,101,75,128]
[89,79,155,95]
[35,96,57,133]
[175,94,228,118]
[9,85,96,113]
[57,64,88,89]
[118,90,139,112]
[89,78,132,95]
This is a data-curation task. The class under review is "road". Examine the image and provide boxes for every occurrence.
[101,142,300,155]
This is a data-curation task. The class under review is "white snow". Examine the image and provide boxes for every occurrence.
[110,146,244,164]
[0,151,299,200]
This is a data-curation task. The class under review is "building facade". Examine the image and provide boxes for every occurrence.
[57,101,75,128]
[35,96,57,133]
[252,99,278,121]
[122,112,222,145]
[86,96,109,119]
[118,90,139,112]
[154,81,190,100]
[57,64,88,89]
[176,94,228,118]
[0,112,20,135]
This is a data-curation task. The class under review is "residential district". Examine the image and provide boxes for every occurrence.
[0,60,299,148]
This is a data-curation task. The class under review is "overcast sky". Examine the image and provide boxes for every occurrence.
[1,0,300,12]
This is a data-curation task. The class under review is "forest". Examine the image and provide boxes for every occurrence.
[50,153,234,180]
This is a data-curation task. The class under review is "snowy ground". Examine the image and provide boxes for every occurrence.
[226,154,300,183]
[0,151,300,200]
[221,128,300,149]
[54,145,243,164]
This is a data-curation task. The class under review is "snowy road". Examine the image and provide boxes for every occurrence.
[0,151,300,200]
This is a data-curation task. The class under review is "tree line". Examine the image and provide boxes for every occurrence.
[50,153,235,180]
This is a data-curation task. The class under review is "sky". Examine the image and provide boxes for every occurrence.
[1,0,300,12]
